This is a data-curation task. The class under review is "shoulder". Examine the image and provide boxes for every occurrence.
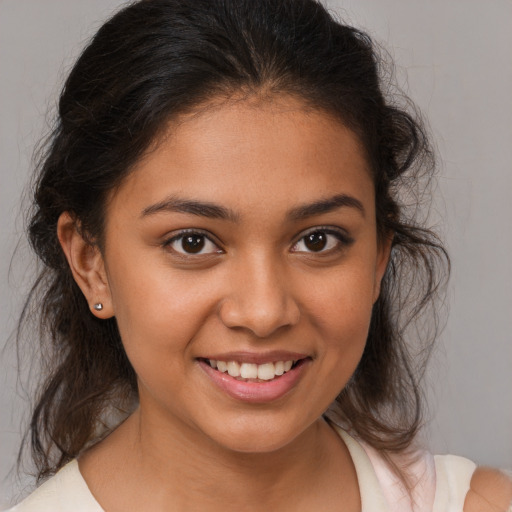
[332,425,512,512]
[434,454,512,512]
[5,460,104,512]
[463,467,512,512]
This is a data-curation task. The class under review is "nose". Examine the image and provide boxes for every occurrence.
[218,254,301,338]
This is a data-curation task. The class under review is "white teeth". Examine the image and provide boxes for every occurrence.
[240,363,258,379]
[257,363,275,381]
[227,361,240,377]
[207,359,297,380]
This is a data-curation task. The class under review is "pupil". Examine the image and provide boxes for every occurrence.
[305,232,326,251]
[182,235,205,253]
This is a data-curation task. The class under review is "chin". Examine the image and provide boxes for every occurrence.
[203,415,312,455]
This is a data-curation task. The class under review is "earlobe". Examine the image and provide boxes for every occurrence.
[57,212,114,318]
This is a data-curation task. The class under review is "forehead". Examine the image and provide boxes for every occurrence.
[107,95,374,221]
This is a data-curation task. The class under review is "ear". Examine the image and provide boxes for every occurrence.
[372,233,393,303]
[57,212,114,318]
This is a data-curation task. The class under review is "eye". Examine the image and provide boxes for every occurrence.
[165,231,222,256]
[291,228,352,254]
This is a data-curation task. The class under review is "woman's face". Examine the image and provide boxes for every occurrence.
[99,96,389,453]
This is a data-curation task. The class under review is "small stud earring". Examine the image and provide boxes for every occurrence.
[93,303,103,311]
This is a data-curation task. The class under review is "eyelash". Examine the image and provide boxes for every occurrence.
[290,227,354,254]
[162,226,353,257]
[163,229,223,257]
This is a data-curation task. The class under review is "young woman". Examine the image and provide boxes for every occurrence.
[6,0,512,510]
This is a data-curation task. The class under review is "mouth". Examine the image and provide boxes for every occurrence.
[200,358,305,382]
[197,356,311,403]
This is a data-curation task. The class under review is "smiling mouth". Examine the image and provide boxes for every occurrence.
[200,358,305,382]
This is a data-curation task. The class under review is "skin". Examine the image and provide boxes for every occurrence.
[465,468,512,511]
[57,95,391,511]
[57,96,512,511]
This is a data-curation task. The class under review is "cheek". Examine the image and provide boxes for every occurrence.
[105,257,215,367]
[306,264,376,334]
[303,266,376,378]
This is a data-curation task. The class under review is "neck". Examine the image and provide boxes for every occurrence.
[136,409,330,506]
[80,407,360,511]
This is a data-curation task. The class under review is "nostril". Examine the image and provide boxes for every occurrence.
[218,294,300,338]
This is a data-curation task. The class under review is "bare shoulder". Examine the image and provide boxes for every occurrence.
[463,466,512,512]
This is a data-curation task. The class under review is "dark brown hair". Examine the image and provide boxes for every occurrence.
[19,0,448,480]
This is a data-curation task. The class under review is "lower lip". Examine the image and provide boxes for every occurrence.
[198,359,310,403]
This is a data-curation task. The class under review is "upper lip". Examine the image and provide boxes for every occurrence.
[199,351,310,365]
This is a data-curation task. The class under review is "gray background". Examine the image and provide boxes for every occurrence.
[1,0,511,507]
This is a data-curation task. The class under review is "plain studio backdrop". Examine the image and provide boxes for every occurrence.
[1,0,511,507]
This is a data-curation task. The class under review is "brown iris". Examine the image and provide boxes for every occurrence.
[304,232,327,251]
[181,235,205,253]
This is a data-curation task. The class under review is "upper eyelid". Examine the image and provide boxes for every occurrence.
[292,225,352,243]
[159,231,222,260]
[161,225,352,250]
[164,228,222,246]
[163,230,224,258]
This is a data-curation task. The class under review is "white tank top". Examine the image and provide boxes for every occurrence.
[335,426,476,512]
[6,427,479,511]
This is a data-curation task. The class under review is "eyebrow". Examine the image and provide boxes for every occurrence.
[141,196,239,222]
[286,194,365,220]
[141,193,365,222]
